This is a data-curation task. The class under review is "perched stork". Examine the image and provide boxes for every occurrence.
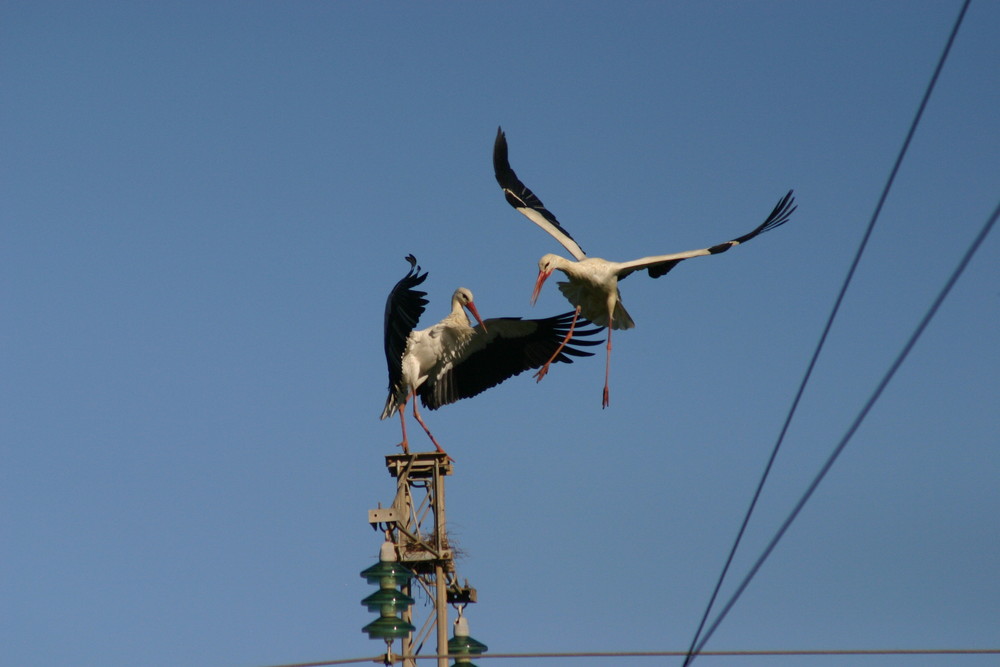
[493,127,796,408]
[381,255,601,455]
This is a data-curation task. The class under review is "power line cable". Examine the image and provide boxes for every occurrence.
[682,0,973,663]
[261,647,1000,665]
[261,657,383,667]
[475,648,1000,660]
[688,196,998,661]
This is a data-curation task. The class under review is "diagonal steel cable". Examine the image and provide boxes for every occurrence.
[683,0,974,663]
[688,197,997,662]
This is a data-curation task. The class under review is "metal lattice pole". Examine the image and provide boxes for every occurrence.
[369,452,455,667]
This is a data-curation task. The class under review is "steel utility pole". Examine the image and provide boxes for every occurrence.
[369,452,475,667]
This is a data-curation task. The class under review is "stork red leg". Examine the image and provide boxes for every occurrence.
[396,397,411,453]
[411,398,453,460]
[602,325,612,408]
[534,305,581,383]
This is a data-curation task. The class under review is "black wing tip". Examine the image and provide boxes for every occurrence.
[740,189,797,241]
[401,253,428,284]
[548,311,602,327]
[764,189,797,230]
[493,127,513,182]
[567,327,605,340]
[495,126,508,150]
[548,314,604,358]
[554,348,596,361]
[704,190,797,253]
[403,253,421,273]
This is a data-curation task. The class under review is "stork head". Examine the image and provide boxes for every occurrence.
[454,287,486,332]
[531,254,558,306]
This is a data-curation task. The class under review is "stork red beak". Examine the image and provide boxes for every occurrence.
[466,301,486,333]
[530,269,551,306]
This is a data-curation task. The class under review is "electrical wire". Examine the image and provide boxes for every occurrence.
[260,657,383,667]
[473,649,1000,660]
[260,647,1000,665]
[682,0,973,663]
[687,195,998,661]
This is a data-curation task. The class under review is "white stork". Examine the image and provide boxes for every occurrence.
[381,255,601,455]
[493,127,796,408]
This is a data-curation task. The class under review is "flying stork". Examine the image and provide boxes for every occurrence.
[381,255,601,455]
[493,127,796,408]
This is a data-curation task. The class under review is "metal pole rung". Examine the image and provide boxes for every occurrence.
[384,452,453,479]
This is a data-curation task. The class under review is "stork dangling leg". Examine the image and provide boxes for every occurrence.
[600,293,617,408]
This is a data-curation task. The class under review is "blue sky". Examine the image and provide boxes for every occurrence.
[2,2,998,666]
